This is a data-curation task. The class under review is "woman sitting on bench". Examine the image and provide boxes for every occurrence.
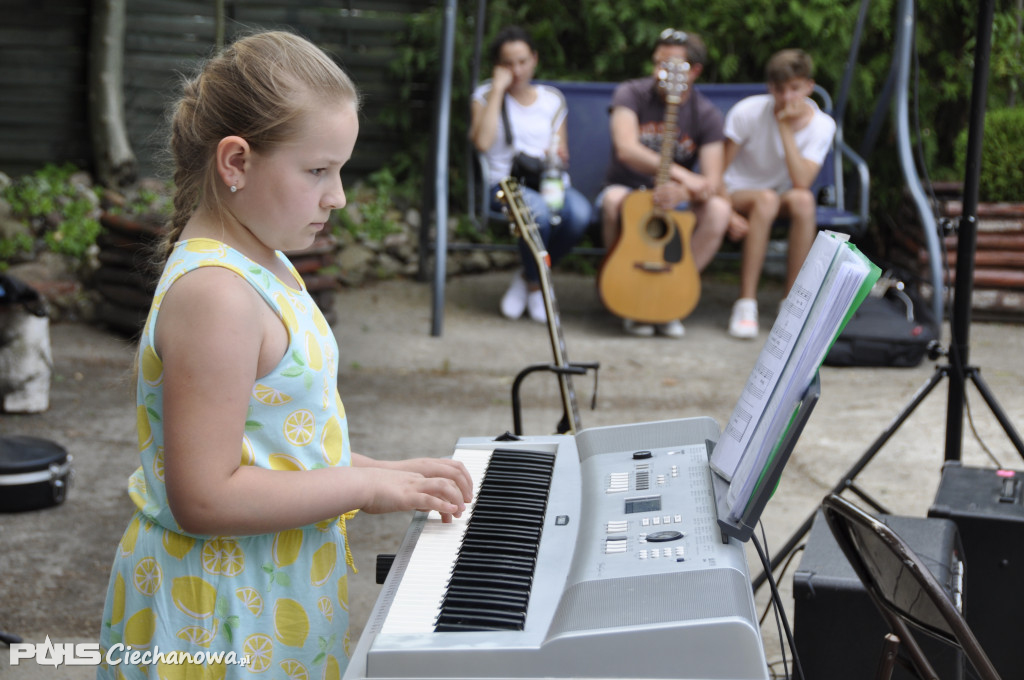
[469,25,593,323]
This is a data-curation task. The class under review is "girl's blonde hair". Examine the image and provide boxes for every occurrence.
[160,30,360,261]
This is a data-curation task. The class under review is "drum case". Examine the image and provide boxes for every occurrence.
[0,435,72,512]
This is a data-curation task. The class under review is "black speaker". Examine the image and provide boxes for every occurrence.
[929,461,1024,679]
[793,510,964,680]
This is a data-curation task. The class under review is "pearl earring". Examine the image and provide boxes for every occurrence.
[230,185,238,193]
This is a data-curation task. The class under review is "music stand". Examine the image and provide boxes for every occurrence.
[754,0,1024,591]
[712,374,821,543]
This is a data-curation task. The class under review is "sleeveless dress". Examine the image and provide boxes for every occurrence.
[97,238,354,680]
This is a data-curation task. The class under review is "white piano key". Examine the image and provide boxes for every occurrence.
[380,448,492,634]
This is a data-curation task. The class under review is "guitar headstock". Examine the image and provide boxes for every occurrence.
[657,58,690,104]
[497,177,549,267]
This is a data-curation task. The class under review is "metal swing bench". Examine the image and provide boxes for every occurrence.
[425,0,944,337]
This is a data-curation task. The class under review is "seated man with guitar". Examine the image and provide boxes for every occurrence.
[597,29,740,338]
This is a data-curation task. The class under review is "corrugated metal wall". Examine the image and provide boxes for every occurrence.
[0,0,438,181]
[0,0,93,177]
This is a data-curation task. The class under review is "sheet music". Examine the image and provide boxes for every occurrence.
[725,248,871,519]
[710,232,845,481]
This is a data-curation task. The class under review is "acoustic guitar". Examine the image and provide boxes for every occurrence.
[497,177,581,434]
[597,58,700,324]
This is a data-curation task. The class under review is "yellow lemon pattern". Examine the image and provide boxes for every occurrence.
[141,345,164,387]
[320,417,344,466]
[273,598,310,648]
[200,538,246,577]
[310,543,337,587]
[132,557,163,596]
[99,239,352,678]
[269,452,307,471]
[273,529,304,568]
[283,409,316,446]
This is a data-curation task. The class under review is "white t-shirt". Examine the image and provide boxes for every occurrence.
[723,94,836,193]
[473,82,567,185]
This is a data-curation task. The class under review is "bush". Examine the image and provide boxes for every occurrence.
[955,107,1024,203]
[1,163,103,265]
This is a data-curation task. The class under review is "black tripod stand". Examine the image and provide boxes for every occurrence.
[755,0,1024,591]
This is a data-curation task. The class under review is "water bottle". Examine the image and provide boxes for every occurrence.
[540,136,565,222]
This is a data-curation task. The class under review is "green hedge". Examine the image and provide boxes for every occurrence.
[955,107,1024,203]
[386,0,1023,225]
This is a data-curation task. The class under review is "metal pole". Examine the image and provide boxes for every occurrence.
[893,0,944,329]
[430,0,458,337]
[946,0,995,460]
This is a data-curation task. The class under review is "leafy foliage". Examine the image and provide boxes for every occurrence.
[383,0,1023,220]
[1,163,103,262]
[955,107,1024,202]
[330,168,408,243]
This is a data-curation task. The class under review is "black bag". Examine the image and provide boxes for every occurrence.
[825,281,938,368]
[502,96,544,190]
[509,152,544,190]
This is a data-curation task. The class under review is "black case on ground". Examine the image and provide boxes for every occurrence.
[0,435,72,512]
[793,509,964,680]
[824,291,937,368]
[928,461,1024,679]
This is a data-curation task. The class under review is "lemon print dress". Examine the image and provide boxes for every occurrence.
[98,238,353,680]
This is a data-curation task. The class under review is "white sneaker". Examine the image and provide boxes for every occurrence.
[729,298,759,339]
[623,319,655,337]
[656,319,685,338]
[500,274,528,319]
[526,290,547,323]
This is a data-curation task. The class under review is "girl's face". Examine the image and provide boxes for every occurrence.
[236,100,358,254]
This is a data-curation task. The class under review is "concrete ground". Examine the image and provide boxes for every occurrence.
[2,269,1023,679]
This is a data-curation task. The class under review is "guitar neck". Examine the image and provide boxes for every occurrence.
[535,264,581,435]
[655,98,681,191]
[497,177,581,435]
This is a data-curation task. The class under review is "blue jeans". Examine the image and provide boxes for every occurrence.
[490,184,593,284]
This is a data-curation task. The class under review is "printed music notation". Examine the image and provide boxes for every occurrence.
[710,231,879,520]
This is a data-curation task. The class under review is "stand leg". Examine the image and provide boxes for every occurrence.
[968,367,1024,460]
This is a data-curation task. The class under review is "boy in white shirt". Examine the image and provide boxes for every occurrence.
[723,49,836,338]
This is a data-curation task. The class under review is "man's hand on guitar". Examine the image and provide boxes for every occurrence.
[652,182,689,211]
[653,176,712,210]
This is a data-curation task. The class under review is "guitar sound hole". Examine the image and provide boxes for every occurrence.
[645,218,670,241]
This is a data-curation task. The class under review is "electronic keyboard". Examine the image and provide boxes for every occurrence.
[344,417,769,680]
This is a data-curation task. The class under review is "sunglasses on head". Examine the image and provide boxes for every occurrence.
[658,28,688,45]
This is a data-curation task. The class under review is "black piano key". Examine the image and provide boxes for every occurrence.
[470,497,548,513]
[459,538,537,557]
[489,449,555,465]
[449,567,532,586]
[445,584,530,606]
[437,606,526,625]
[436,608,526,628]
[468,509,544,527]
[451,554,536,573]
[434,448,555,633]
